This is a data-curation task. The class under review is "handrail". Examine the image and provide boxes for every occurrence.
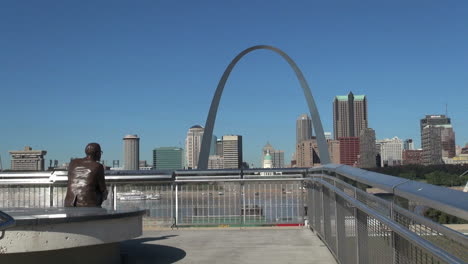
[0,210,15,231]
[307,177,466,264]
[309,164,468,220]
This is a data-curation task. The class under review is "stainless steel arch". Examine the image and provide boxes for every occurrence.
[197,45,330,169]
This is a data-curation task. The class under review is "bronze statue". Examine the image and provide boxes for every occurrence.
[65,143,108,207]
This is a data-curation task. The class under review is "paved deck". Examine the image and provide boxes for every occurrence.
[120,228,337,264]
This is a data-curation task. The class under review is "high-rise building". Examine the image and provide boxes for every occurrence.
[9,146,47,171]
[210,135,217,156]
[296,114,313,144]
[215,139,223,156]
[339,137,360,166]
[359,128,377,168]
[296,138,321,167]
[377,137,403,167]
[153,147,183,170]
[333,92,368,139]
[420,115,451,138]
[422,124,455,165]
[403,139,415,150]
[185,125,204,169]
[123,134,140,170]
[261,142,284,168]
[222,135,243,169]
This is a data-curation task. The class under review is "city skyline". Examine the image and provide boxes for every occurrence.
[1,1,467,168]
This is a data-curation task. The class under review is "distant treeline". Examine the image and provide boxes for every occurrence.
[367,164,468,186]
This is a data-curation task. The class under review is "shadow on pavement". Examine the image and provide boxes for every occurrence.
[121,236,186,264]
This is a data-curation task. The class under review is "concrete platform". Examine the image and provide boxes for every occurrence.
[121,228,337,264]
[0,207,145,264]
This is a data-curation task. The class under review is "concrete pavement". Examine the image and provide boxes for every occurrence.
[120,227,336,264]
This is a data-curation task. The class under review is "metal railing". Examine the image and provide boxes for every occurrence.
[306,166,468,264]
[0,169,306,227]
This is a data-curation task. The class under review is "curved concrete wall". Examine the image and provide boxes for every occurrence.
[198,45,330,169]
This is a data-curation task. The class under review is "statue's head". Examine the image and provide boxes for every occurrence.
[85,143,102,161]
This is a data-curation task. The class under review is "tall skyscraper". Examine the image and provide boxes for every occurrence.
[377,137,403,167]
[420,115,451,138]
[262,142,285,168]
[420,115,455,165]
[296,114,313,144]
[185,125,204,169]
[422,124,455,165]
[333,92,368,139]
[222,135,243,169]
[123,134,140,170]
[9,146,47,171]
[153,147,183,170]
[359,128,377,168]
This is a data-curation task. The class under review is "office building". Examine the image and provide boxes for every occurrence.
[185,125,204,169]
[422,124,455,165]
[339,137,360,166]
[403,149,423,165]
[377,137,403,167]
[261,142,285,168]
[296,114,313,144]
[153,147,183,170]
[296,138,321,167]
[222,135,243,169]
[9,146,47,171]
[123,134,140,170]
[420,115,451,139]
[359,128,377,168]
[333,92,368,139]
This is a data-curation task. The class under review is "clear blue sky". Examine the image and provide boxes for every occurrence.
[1,1,467,168]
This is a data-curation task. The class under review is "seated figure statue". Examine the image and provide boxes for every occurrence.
[65,143,108,207]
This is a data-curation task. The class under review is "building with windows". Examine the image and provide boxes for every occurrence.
[208,155,224,169]
[377,137,403,167]
[333,92,368,139]
[185,125,204,169]
[403,149,423,165]
[222,135,243,169]
[422,124,456,165]
[359,128,377,168]
[339,137,360,166]
[296,138,321,167]
[296,114,313,144]
[153,147,183,170]
[123,134,140,170]
[403,139,415,150]
[9,146,47,171]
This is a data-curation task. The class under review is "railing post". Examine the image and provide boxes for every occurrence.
[354,188,368,264]
[175,183,179,225]
[241,182,245,226]
[335,193,346,262]
[112,184,117,210]
[323,187,332,243]
[49,186,54,207]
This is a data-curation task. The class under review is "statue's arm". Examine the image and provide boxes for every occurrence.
[97,165,108,200]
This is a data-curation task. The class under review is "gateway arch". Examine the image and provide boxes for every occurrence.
[197,45,330,170]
